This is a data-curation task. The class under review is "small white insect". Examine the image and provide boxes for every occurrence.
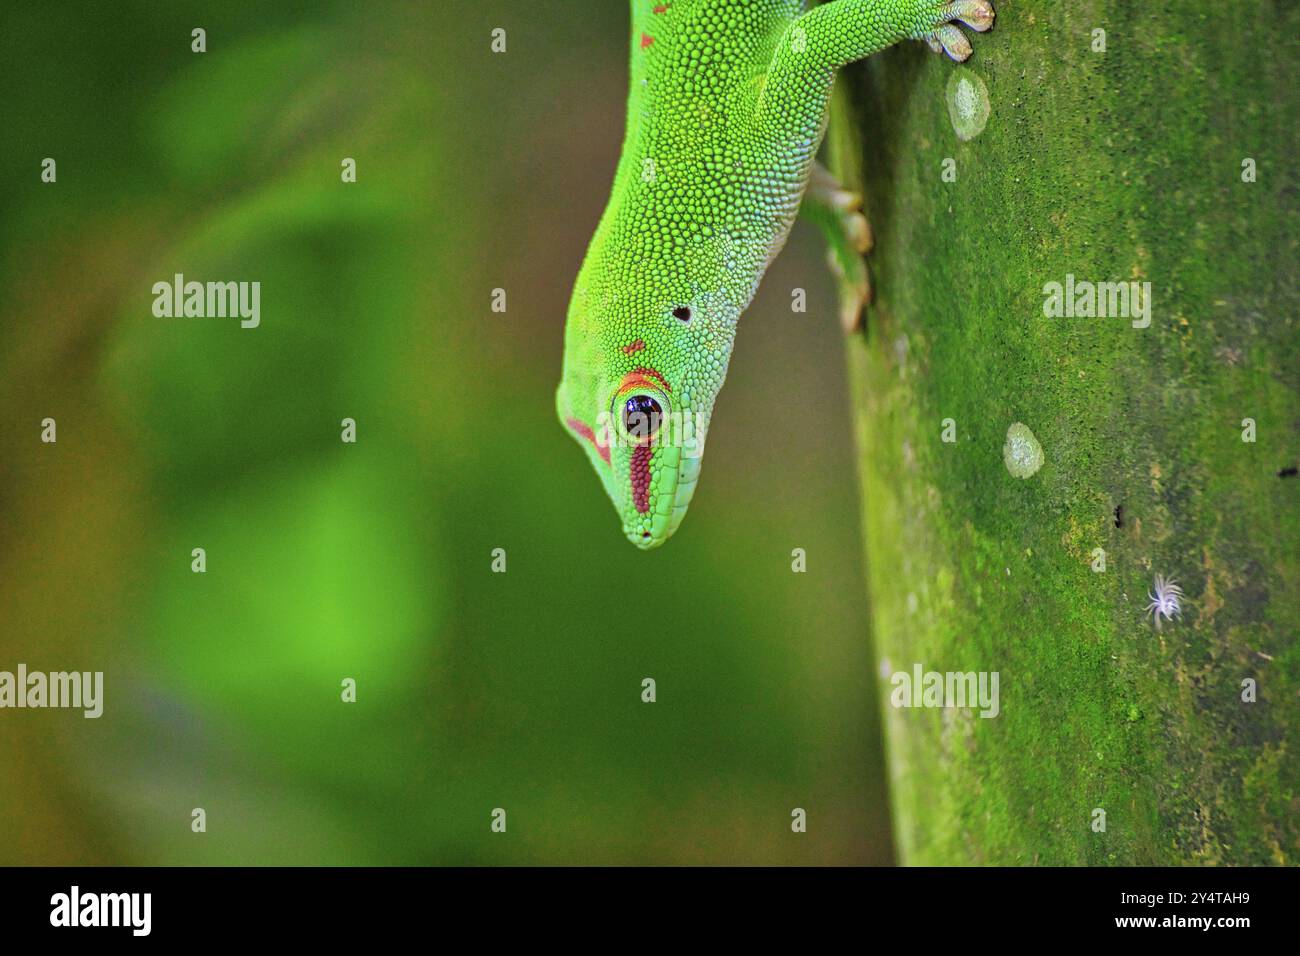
[1145,574,1184,630]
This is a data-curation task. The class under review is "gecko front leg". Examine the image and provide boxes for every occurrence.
[769,0,995,90]
[758,0,996,153]
[778,2,995,333]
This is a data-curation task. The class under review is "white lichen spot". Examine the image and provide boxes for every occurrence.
[1003,422,1044,478]
[955,79,978,117]
[946,68,991,141]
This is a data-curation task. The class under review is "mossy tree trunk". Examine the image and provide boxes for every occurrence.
[830,0,1297,864]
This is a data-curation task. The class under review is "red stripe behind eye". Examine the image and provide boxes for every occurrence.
[566,417,610,465]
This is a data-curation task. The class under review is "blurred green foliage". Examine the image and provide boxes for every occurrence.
[0,1,889,863]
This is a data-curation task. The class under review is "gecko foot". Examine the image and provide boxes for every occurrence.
[807,162,873,334]
[920,1,995,63]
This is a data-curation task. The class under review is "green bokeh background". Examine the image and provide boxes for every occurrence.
[0,1,891,864]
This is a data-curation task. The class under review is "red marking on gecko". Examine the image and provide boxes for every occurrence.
[616,366,671,395]
[617,368,670,395]
[630,442,653,514]
[632,366,670,391]
[622,339,646,355]
[640,33,654,49]
[566,417,610,465]
[652,3,670,13]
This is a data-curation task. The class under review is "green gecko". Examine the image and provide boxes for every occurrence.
[557,0,995,549]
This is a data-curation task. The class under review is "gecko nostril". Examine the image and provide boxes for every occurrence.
[641,532,651,539]
[672,306,692,322]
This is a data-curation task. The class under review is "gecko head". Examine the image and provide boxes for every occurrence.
[556,267,741,550]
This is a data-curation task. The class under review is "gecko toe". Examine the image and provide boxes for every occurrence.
[934,24,973,61]
[949,0,995,33]
[847,209,872,254]
[826,246,872,333]
[921,0,994,60]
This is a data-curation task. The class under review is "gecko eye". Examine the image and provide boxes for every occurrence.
[621,394,663,443]
[672,306,692,322]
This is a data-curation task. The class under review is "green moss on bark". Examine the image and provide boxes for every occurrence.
[831,0,1298,864]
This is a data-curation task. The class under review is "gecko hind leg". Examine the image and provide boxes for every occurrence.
[803,160,873,334]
